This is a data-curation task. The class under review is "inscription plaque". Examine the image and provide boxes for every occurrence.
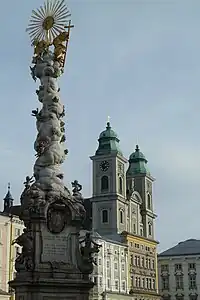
[41,230,71,262]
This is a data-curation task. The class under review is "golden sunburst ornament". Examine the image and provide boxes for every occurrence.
[26,0,71,43]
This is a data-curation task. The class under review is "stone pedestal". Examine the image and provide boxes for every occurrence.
[11,279,93,300]
[9,195,98,300]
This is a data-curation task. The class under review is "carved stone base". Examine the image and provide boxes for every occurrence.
[10,278,94,300]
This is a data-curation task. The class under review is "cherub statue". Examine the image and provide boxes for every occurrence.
[53,32,69,65]
[30,66,37,81]
[60,135,66,143]
[31,108,39,117]
[59,105,65,118]
[79,232,102,265]
[71,180,82,195]
[23,176,34,189]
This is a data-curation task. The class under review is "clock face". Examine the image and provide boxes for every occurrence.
[100,160,110,172]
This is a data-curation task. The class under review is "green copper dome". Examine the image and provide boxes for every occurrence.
[96,122,123,156]
[127,145,150,175]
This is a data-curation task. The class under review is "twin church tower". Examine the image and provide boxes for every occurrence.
[89,120,157,242]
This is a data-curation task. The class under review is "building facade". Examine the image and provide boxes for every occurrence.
[87,121,160,300]
[80,231,129,300]
[0,185,24,298]
[158,239,200,300]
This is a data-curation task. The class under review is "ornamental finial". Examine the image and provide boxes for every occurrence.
[26,0,74,69]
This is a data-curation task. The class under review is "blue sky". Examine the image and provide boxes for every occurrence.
[1,0,200,252]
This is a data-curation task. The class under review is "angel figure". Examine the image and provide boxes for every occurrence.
[53,32,69,64]
[32,39,50,58]
[23,176,34,189]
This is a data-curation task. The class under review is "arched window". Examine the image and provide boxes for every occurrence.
[120,210,124,224]
[147,194,151,210]
[118,177,123,194]
[101,176,109,191]
[102,209,108,223]
[133,222,136,233]
[148,223,152,236]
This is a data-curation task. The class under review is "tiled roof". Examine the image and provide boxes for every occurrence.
[158,239,200,257]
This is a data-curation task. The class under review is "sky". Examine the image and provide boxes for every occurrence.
[0,0,200,252]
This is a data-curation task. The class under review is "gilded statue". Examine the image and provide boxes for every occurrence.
[32,39,50,58]
[53,32,69,64]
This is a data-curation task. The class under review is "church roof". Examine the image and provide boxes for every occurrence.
[127,145,150,176]
[3,183,14,201]
[158,239,200,257]
[95,121,123,156]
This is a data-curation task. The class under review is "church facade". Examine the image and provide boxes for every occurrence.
[87,121,160,300]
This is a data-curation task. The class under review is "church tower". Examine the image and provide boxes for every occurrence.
[90,121,128,236]
[3,183,14,213]
[126,145,157,240]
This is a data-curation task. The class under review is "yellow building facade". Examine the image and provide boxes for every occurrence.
[122,233,160,300]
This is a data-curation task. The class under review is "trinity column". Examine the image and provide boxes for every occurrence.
[9,1,100,299]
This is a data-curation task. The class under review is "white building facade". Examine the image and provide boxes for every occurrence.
[79,231,129,300]
[0,185,24,299]
[158,239,200,300]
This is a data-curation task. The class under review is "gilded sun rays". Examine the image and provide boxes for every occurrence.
[26,0,71,43]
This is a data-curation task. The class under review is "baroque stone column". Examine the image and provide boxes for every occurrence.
[9,1,100,300]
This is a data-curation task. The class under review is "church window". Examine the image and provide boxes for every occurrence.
[148,223,152,236]
[120,209,124,224]
[147,194,151,210]
[118,176,123,194]
[101,209,108,223]
[101,175,109,191]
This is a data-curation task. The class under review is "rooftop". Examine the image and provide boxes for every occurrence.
[158,239,200,257]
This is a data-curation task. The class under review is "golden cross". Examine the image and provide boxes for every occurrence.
[62,20,74,68]
[64,20,74,32]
